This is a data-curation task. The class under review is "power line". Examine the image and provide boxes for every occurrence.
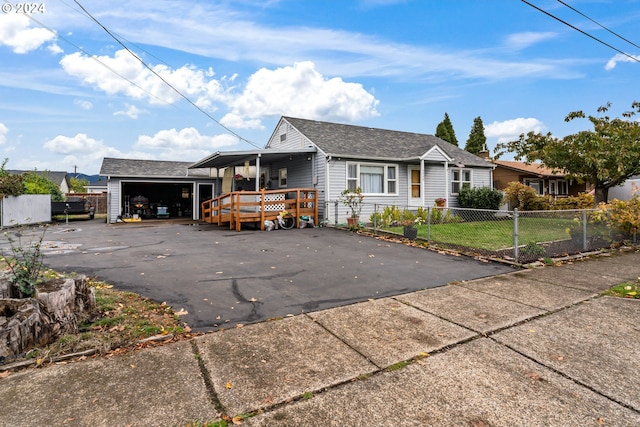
[70,0,261,149]
[521,0,640,64]
[72,0,260,148]
[19,10,176,107]
[557,0,640,50]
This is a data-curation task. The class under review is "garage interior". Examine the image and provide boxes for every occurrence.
[121,182,195,219]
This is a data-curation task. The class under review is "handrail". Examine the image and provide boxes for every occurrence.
[201,188,318,231]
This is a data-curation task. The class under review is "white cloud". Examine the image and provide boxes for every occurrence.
[222,61,379,128]
[59,49,231,107]
[485,118,545,144]
[114,104,143,119]
[0,13,56,54]
[605,53,640,70]
[504,32,557,50]
[74,99,93,110]
[134,128,239,159]
[43,133,124,173]
[0,123,8,145]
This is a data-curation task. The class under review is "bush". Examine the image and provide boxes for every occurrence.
[24,171,64,202]
[458,186,503,210]
[504,182,547,211]
[592,196,640,238]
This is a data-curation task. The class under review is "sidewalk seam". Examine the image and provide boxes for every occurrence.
[490,337,640,415]
[190,340,226,415]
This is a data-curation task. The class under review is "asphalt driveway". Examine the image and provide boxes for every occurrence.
[10,219,515,331]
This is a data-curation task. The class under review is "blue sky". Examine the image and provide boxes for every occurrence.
[1,0,639,174]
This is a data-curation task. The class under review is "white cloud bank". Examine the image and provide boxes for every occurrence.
[605,53,640,70]
[0,123,8,145]
[59,50,380,129]
[0,14,57,53]
[484,118,545,144]
[221,61,380,128]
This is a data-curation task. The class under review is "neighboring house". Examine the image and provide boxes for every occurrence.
[85,177,108,194]
[492,160,586,197]
[99,158,218,223]
[8,170,71,194]
[189,116,495,223]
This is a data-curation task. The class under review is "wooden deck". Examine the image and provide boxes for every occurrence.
[201,188,318,231]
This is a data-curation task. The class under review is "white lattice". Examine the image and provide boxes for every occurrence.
[263,193,285,211]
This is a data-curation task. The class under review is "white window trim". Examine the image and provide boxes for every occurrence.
[278,168,287,188]
[346,162,398,195]
[523,178,543,195]
[450,168,472,195]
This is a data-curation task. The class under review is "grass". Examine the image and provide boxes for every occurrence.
[604,280,640,299]
[384,217,605,251]
[2,273,192,366]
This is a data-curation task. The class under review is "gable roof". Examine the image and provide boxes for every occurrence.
[493,160,565,177]
[8,170,69,186]
[282,117,491,168]
[99,158,210,178]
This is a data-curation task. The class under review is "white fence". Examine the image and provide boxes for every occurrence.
[1,195,51,228]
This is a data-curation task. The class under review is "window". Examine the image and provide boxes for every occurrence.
[280,134,287,141]
[278,168,287,188]
[523,179,543,195]
[346,163,397,194]
[451,169,471,194]
[556,180,568,195]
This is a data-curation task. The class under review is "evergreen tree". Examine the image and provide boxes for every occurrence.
[465,116,487,154]
[435,113,458,146]
[435,122,450,143]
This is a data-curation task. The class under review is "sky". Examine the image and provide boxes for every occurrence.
[1,0,639,175]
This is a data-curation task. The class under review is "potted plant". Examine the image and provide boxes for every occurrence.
[401,219,418,240]
[435,197,446,208]
[339,187,364,228]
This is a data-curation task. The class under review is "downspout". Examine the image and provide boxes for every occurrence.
[444,162,449,208]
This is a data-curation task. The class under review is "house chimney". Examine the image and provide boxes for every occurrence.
[477,144,491,161]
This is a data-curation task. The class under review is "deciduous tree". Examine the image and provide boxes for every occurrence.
[496,102,640,206]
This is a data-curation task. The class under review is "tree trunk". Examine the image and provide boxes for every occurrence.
[593,187,609,207]
[0,276,95,358]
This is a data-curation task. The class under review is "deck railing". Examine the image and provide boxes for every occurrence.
[201,188,318,231]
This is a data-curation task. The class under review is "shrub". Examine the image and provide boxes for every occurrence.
[592,196,640,239]
[503,182,547,210]
[0,158,25,197]
[3,226,46,297]
[458,186,503,210]
[548,193,594,210]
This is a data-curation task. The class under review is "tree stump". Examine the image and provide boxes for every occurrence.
[0,276,95,358]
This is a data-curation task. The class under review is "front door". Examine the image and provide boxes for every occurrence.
[408,166,422,206]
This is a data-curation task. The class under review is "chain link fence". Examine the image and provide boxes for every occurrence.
[326,201,637,264]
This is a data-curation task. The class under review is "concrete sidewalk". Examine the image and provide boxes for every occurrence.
[1,250,639,426]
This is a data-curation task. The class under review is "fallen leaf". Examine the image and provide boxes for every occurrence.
[225,382,233,389]
[232,416,244,425]
[597,417,605,425]
[0,371,11,379]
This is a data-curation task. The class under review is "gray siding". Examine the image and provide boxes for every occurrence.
[268,121,308,150]
[424,165,447,207]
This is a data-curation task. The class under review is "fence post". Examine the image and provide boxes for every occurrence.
[334,200,338,225]
[427,206,431,243]
[581,209,587,251]
[373,203,378,234]
[513,208,519,263]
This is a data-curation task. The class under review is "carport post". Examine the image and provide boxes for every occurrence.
[334,200,339,225]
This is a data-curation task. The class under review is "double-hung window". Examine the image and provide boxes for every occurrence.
[451,169,471,194]
[347,163,397,194]
[523,179,543,195]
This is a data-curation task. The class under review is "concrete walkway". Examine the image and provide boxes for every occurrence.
[1,250,639,426]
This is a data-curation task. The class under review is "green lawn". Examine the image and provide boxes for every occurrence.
[385,217,577,251]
